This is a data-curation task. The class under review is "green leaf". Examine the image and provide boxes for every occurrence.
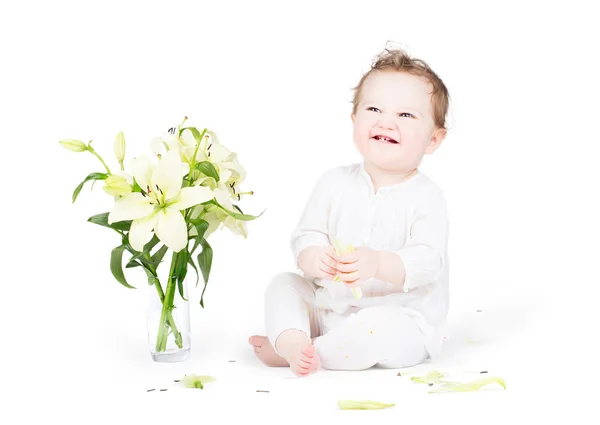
[198,239,213,308]
[125,235,163,272]
[209,199,264,221]
[187,256,200,288]
[110,245,136,289]
[193,161,220,182]
[189,218,209,255]
[127,248,149,265]
[150,245,169,270]
[72,172,108,203]
[88,212,132,232]
[144,234,160,253]
[183,126,207,146]
[125,259,142,268]
[173,250,189,301]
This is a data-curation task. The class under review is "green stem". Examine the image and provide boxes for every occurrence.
[155,251,182,352]
[87,143,111,174]
[148,270,179,332]
[142,253,181,349]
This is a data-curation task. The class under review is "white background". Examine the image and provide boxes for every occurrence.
[1,0,599,423]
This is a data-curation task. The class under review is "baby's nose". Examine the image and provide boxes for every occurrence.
[376,118,395,129]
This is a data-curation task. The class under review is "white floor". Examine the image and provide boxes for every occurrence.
[14,276,594,424]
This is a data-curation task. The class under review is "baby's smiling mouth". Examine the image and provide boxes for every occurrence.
[372,135,399,144]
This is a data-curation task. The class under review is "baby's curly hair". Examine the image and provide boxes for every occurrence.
[352,46,450,130]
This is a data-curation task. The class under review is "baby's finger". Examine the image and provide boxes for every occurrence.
[338,251,359,264]
[324,246,339,261]
[339,271,359,282]
[317,269,337,280]
[336,262,357,273]
[345,279,362,289]
[321,253,338,269]
[319,263,338,276]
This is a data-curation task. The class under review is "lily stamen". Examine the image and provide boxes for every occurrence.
[235,190,254,200]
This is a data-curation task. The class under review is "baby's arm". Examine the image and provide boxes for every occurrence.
[384,192,449,291]
[290,169,339,278]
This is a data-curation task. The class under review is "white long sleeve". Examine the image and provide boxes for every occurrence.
[290,169,339,267]
[396,193,448,291]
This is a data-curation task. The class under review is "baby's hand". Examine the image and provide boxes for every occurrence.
[336,247,380,287]
[298,245,340,280]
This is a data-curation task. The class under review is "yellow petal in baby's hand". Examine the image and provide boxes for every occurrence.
[332,239,362,300]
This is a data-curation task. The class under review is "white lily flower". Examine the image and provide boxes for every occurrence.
[196,145,247,188]
[220,150,246,184]
[203,205,227,238]
[150,127,197,164]
[188,204,225,239]
[108,150,214,252]
[213,185,235,211]
[223,215,248,238]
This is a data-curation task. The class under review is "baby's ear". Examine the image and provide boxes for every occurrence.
[425,128,447,154]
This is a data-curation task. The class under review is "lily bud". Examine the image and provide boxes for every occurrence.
[59,139,88,152]
[114,132,126,164]
[103,174,132,197]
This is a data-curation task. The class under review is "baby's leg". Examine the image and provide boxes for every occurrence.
[314,306,428,371]
[249,272,322,376]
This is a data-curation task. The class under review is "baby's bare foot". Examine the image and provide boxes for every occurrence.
[286,343,321,377]
[249,335,288,367]
[248,334,321,377]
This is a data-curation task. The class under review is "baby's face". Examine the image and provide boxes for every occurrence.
[352,71,445,173]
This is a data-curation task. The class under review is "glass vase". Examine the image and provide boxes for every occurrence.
[146,253,191,363]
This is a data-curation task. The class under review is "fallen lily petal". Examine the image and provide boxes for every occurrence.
[181,374,216,389]
[337,400,395,410]
[428,376,506,393]
[410,370,446,385]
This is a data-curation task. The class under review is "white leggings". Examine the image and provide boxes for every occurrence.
[264,272,429,370]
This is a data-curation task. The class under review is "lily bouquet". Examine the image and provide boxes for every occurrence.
[60,117,261,361]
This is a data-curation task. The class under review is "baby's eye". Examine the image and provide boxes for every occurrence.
[367,107,380,112]
[398,112,413,118]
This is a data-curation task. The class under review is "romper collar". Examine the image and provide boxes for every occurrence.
[359,162,422,196]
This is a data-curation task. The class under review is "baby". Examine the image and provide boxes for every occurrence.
[249,46,450,376]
